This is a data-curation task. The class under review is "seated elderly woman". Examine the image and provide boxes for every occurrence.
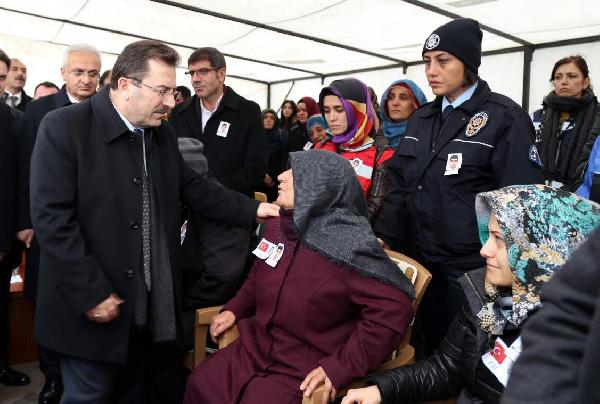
[183,150,415,404]
[342,184,600,404]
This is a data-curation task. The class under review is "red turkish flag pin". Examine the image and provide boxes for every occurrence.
[491,340,506,364]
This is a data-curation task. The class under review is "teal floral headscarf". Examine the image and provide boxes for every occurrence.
[475,184,600,333]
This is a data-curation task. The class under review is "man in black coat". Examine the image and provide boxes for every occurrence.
[16,43,101,404]
[30,39,279,404]
[0,48,30,387]
[170,47,266,198]
[502,229,600,404]
[3,58,32,112]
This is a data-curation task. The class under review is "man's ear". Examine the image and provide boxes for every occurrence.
[118,77,130,100]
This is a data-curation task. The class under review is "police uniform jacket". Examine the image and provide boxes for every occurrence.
[170,86,266,197]
[30,88,260,364]
[374,80,543,270]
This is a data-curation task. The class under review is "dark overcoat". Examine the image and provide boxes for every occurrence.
[502,229,600,404]
[170,86,266,197]
[30,88,259,364]
[0,104,20,253]
[17,85,71,301]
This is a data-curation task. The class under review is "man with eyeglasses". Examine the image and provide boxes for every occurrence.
[170,47,266,198]
[29,39,279,404]
[170,48,267,342]
[16,43,101,404]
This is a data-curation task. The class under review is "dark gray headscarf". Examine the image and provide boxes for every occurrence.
[289,150,415,298]
[178,137,208,175]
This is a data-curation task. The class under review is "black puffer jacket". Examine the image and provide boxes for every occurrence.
[366,268,519,403]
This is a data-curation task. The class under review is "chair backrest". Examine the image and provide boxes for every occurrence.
[254,191,268,203]
[384,249,432,350]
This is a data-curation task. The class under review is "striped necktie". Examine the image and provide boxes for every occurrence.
[135,128,152,291]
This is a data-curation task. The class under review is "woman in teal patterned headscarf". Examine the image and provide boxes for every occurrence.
[475,184,600,333]
[342,184,600,404]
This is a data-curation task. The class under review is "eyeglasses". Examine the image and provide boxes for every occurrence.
[127,77,180,100]
[70,69,99,79]
[185,68,218,78]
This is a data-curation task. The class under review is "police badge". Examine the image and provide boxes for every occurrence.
[425,34,440,50]
[465,112,489,137]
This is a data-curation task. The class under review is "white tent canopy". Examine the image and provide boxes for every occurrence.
[1,0,599,112]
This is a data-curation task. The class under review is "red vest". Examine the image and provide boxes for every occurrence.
[316,141,394,196]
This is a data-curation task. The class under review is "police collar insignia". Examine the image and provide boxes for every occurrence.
[466,111,489,137]
[528,145,543,167]
[425,34,440,50]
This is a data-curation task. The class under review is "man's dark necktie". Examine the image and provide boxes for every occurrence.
[136,128,152,291]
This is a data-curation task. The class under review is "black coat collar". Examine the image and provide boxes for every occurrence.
[54,85,73,109]
[90,87,134,144]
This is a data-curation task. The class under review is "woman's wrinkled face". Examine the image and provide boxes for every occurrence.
[309,124,328,143]
[263,112,276,130]
[480,215,512,287]
[276,169,294,209]
[297,102,308,124]
[323,95,348,136]
[553,62,590,98]
[386,86,417,122]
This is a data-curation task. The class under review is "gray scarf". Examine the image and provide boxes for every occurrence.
[289,150,415,298]
[133,131,176,342]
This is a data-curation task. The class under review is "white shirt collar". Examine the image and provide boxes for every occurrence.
[66,91,81,104]
[109,94,140,133]
[4,90,22,106]
[200,93,223,114]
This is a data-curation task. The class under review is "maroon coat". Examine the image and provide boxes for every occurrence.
[184,211,412,403]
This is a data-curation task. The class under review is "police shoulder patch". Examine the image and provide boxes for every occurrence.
[465,111,489,137]
[529,145,543,167]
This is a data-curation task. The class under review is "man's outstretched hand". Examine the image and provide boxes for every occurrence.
[256,202,280,223]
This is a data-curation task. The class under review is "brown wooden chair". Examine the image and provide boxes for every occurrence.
[254,191,268,203]
[190,250,432,404]
[304,250,432,403]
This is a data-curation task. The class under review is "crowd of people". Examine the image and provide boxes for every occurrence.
[1,16,599,404]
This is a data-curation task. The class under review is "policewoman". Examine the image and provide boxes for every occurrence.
[374,18,544,353]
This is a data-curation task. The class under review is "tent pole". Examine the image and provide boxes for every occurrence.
[522,47,534,111]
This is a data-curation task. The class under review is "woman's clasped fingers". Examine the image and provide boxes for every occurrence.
[300,366,334,401]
